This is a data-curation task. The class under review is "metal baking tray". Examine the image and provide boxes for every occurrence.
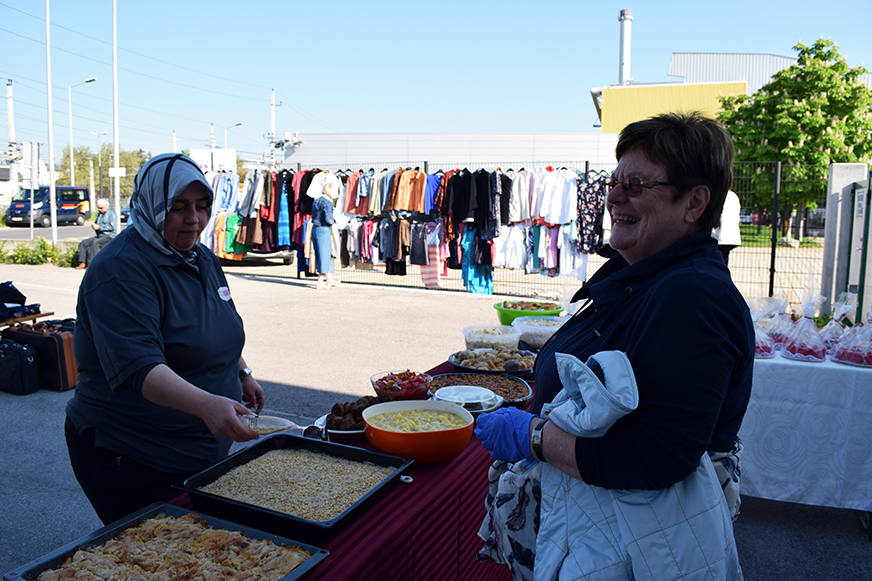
[176,434,414,543]
[3,502,328,581]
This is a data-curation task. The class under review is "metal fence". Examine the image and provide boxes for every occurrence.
[223,160,827,307]
[729,161,828,305]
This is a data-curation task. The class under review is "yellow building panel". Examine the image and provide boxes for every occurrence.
[601,82,747,134]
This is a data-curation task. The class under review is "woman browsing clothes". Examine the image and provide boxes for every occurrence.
[311,181,339,289]
[65,153,265,525]
[476,112,754,580]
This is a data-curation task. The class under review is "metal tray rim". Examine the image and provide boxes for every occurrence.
[2,502,329,581]
[177,434,413,535]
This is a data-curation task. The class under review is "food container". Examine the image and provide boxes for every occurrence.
[493,301,564,325]
[2,503,329,581]
[448,347,536,376]
[462,324,522,350]
[362,400,474,464]
[371,370,432,400]
[429,372,533,408]
[512,315,567,350]
[177,434,413,543]
[432,385,503,417]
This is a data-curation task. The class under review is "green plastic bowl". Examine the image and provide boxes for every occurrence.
[493,302,564,325]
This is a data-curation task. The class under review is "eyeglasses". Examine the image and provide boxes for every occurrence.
[606,176,682,196]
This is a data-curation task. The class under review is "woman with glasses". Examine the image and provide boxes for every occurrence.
[65,153,265,525]
[476,112,753,580]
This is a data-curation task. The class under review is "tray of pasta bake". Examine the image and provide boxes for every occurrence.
[176,434,414,543]
[3,502,329,581]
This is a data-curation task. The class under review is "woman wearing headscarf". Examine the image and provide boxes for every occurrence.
[65,153,265,525]
[311,181,338,289]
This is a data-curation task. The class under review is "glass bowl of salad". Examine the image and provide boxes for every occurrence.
[370,370,432,401]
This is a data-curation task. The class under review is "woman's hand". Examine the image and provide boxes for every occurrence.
[241,375,265,414]
[141,364,258,443]
[474,407,537,462]
[198,393,260,442]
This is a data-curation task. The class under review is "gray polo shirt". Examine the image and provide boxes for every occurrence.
[67,227,245,474]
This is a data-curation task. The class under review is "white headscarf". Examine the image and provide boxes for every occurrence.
[129,153,213,264]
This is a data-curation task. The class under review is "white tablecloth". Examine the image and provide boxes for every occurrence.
[738,354,872,510]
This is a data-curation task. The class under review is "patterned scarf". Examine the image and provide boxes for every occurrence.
[129,153,213,265]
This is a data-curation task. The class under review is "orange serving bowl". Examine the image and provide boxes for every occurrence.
[362,400,474,464]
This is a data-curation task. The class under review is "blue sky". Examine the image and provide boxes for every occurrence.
[2,0,871,164]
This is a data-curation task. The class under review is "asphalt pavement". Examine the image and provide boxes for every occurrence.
[0,262,870,580]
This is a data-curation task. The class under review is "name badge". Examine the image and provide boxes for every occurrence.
[218,286,232,301]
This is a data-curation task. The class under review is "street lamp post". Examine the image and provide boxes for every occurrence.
[68,77,97,187]
[90,130,107,198]
[224,122,243,148]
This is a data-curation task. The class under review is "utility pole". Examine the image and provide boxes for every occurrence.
[269,89,276,169]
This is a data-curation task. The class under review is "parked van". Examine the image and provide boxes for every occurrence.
[5,186,91,227]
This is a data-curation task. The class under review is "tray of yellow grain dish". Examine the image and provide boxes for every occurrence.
[176,434,414,543]
[3,503,328,581]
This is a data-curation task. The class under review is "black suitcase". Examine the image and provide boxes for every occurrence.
[0,338,39,395]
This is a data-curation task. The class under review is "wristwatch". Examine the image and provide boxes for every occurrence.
[531,418,548,462]
[239,367,253,381]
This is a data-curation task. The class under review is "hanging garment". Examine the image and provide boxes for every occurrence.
[461,226,493,294]
[576,175,606,254]
[504,224,528,270]
[409,223,428,266]
[421,245,443,288]
[507,169,530,224]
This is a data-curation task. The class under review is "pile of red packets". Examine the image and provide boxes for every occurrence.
[831,307,872,368]
[782,293,827,362]
[819,292,858,353]
[762,295,794,351]
[748,297,775,359]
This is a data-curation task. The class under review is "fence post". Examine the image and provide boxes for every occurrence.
[769,162,781,297]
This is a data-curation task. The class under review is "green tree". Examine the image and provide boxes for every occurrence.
[57,145,95,187]
[59,144,149,201]
[719,38,872,237]
[236,154,249,182]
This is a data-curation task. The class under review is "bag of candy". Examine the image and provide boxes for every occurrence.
[761,294,793,349]
[748,297,775,358]
[782,290,827,362]
[831,307,872,367]
[819,292,858,352]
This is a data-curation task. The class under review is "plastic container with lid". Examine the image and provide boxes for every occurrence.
[512,315,567,350]
[462,324,522,350]
[432,385,503,416]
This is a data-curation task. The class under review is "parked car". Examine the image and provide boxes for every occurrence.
[5,186,92,227]
[739,209,752,224]
[120,204,130,222]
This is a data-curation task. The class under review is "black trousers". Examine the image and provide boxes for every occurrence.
[77,236,112,265]
[64,417,191,525]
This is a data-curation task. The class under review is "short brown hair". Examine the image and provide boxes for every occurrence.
[615,111,734,231]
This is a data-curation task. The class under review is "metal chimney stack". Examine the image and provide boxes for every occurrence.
[619,9,633,85]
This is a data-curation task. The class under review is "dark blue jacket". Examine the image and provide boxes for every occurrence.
[533,230,754,490]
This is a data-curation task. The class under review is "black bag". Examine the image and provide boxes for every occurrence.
[0,282,27,305]
[0,339,39,395]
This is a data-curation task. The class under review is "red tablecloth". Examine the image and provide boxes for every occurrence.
[308,361,512,580]
[173,361,518,580]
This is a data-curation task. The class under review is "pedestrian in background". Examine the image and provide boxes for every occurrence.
[74,198,116,269]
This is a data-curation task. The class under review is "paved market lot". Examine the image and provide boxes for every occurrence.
[1,262,870,580]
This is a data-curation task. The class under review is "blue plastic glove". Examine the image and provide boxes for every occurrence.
[474,407,537,462]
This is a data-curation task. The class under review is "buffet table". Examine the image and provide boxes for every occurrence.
[738,354,872,511]
[300,360,511,580]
